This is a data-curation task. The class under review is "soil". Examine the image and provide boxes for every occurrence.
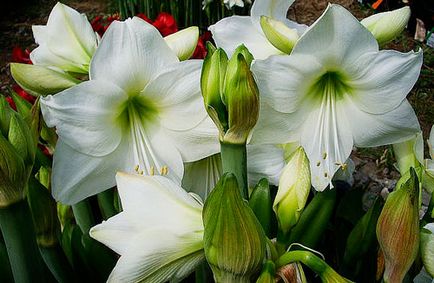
[0,0,432,206]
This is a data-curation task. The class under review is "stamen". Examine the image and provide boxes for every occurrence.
[322,152,327,160]
[134,164,139,172]
[316,161,321,167]
[150,166,155,176]
[324,172,328,178]
[139,170,144,175]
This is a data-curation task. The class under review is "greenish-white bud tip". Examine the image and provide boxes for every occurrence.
[223,47,259,144]
[201,44,229,137]
[256,260,275,283]
[420,223,434,277]
[10,63,80,97]
[392,132,423,175]
[260,16,299,54]
[377,168,420,283]
[274,146,311,235]
[203,173,266,282]
[164,26,199,61]
[361,6,411,46]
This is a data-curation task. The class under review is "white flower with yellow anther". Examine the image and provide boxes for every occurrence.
[209,0,307,59]
[251,4,422,191]
[40,17,218,204]
[90,172,204,283]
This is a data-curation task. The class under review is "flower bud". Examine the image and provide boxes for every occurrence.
[11,63,79,97]
[164,26,199,61]
[274,146,311,236]
[223,45,259,144]
[260,16,299,54]
[201,44,229,136]
[376,168,420,283]
[249,178,272,237]
[420,223,434,277]
[257,260,276,283]
[361,6,411,46]
[0,97,36,207]
[203,173,266,282]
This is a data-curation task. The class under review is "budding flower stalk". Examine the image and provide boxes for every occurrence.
[376,168,420,283]
[260,16,299,54]
[203,173,266,282]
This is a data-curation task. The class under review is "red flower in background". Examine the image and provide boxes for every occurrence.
[6,97,16,111]
[13,85,36,104]
[192,31,213,59]
[152,12,178,36]
[12,46,32,64]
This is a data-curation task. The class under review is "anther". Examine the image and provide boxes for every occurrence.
[150,166,155,176]
[322,152,327,160]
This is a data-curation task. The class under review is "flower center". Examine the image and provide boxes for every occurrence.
[308,71,351,102]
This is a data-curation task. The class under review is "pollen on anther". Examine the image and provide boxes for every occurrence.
[161,165,169,175]
[134,165,139,172]
[324,172,328,178]
[322,152,327,160]
[150,166,155,176]
[316,161,321,167]
[139,170,144,175]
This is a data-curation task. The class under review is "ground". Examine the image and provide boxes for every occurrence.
[0,0,433,201]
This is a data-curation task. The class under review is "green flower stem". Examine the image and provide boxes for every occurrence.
[276,250,327,272]
[0,233,13,282]
[0,199,48,283]
[97,188,118,220]
[220,142,248,199]
[72,199,95,234]
[39,245,76,283]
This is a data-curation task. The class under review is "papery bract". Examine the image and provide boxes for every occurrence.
[251,4,422,191]
[40,17,218,204]
[90,172,204,283]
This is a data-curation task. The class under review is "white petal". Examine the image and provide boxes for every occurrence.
[143,60,205,131]
[300,100,353,191]
[292,4,378,68]
[32,25,48,44]
[429,125,434,159]
[107,231,204,283]
[209,16,281,59]
[347,49,423,114]
[247,144,285,186]
[282,19,308,36]
[251,0,295,25]
[115,173,202,231]
[44,3,97,63]
[51,139,132,204]
[164,116,220,163]
[250,103,299,145]
[346,98,420,147]
[40,80,126,157]
[164,27,199,61]
[182,154,222,200]
[251,53,323,113]
[90,17,178,93]
[30,45,86,74]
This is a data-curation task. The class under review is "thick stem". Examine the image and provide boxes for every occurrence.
[40,245,76,283]
[276,251,327,272]
[220,142,248,199]
[97,188,118,220]
[0,199,47,283]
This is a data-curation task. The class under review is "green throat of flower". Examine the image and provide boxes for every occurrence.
[308,71,352,102]
[118,95,159,130]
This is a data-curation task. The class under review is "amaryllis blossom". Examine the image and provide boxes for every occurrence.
[251,4,423,191]
[209,0,306,59]
[90,172,204,282]
[30,2,98,74]
[40,17,218,204]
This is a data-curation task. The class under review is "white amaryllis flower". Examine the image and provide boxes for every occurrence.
[40,17,219,204]
[224,0,245,9]
[424,125,434,192]
[90,172,204,283]
[209,0,307,59]
[251,4,423,191]
[30,2,98,74]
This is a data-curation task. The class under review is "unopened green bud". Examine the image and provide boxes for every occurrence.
[420,223,434,277]
[0,97,12,136]
[274,146,310,236]
[377,168,420,283]
[361,6,411,46]
[260,16,299,54]
[232,44,254,66]
[203,173,266,282]
[8,113,35,167]
[249,178,272,237]
[223,46,259,144]
[201,44,229,136]
[10,90,31,116]
[10,63,79,97]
